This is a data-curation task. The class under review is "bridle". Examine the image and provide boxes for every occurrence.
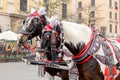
[41,23,65,61]
[19,17,44,50]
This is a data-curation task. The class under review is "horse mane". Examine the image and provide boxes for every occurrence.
[65,42,85,56]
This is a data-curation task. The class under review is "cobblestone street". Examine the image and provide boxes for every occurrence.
[0,62,61,80]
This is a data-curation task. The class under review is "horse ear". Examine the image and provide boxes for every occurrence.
[50,15,58,27]
[38,7,47,16]
[30,8,36,14]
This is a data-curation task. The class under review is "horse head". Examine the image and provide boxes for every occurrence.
[18,15,43,46]
[40,15,62,61]
[18,7,47,47]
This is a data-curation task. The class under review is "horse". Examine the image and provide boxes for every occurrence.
[17,11,70,80]
[41,16,120,80]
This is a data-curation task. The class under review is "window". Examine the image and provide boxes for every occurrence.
[115,1,118,9]
[8,0,14,3]
[109,24,112,33]
[101,27,106,36]
[7,4,14,13]
[109,12,112,19]
[78,1,82,8]
[91,0,95,6]
[62,3,67,19]
[90,11,95,18]
[115,13,117,20]
[0,0,2,8]
[78,13,82,23]
[0,28,1,33]
[20,0,27,12]
[115,25,117,33]
[109,0,112,7]
[115,1,117,7]
[43,0,47,3]
[78,13,82,19]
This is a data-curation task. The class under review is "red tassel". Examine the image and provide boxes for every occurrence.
[106,76,110,80]
[112,66,117,75]
[110,77,114,80]
[104,66,110,76]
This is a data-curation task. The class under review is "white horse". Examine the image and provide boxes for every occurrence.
[60,20,120,80]
[42,16,120,80]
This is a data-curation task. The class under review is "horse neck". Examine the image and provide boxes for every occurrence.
[61,21,92,44]
[31,24,44,39]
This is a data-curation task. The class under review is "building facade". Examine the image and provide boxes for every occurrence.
[0,0,72,33]
[0,0,42,33]
[0,0,120,38]
[75,0,120,38]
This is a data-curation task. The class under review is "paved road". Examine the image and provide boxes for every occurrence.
[0,62,61,80]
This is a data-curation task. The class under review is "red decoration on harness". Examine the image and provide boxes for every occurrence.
[23,43,36,52]
[116,38,120,43]
[104,66,110,76]
[72,30,94,64]
[44,24,53,31]
[28,11,39,17]
[73,31,94,59]
[106,76,110,80]
[41,18,45,22]
[77,55,93,64]
[110,77,114,80]
[109,52,113,55]
[32,11,39,16]
[106,77,114,80]
[106,46,110,49]
[104,38,107,41]
[112,66,117,75]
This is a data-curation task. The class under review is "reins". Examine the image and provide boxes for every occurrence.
[42,23,65,61]
[20,21,43,51]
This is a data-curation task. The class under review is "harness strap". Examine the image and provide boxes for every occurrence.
[73,30,101,64]
[73,30,94,59]
[95,38,117,79]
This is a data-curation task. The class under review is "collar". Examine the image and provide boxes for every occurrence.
[73,30,101,64]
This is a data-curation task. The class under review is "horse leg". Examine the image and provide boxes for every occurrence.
[59,70,69,80]
[78,58,104,80]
